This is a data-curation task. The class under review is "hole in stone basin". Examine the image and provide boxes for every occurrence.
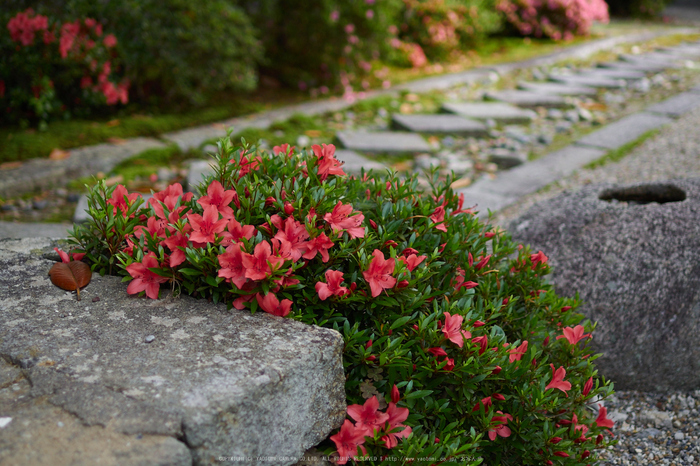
[598,183,686,205]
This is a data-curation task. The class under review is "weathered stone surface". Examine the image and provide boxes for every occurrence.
[509,179,700,391]
[391,114,488,136]
[485,90,570,109]
[0,238,346,465]
[334,149,387,174]
[455,187,518,218]
[619,53,684,65]
[548,74,626,89]
[578,68,647,80]
[186,160,216,191]
[597,61,670,72]
[336,131,432,154]
[0,221,72,239]
[441,102,536,124]
[517,81,598,96]
[647,91,700,118]
[575,112,672,150]
[487,149,527,169]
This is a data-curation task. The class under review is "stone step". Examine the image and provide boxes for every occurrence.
[334,149,389,174]
[336,131,433,154]
[391,113,488,137]
[575,112,673,150]
[548,74,626,89]
[517,81,598,96]
[619,53,686,65]
[577,68,647,80]
[485,90,570,109]
[646,91,700,118]
[441,101,536,125]
[0,221,72,239]
[598,61,670,73]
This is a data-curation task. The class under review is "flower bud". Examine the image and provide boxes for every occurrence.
[502,297,509,305]
[491,366,502,375]
[550,437,562,444]
[391,384,400,403]
[596,434,603,445]
[561,306,572,312]
[366,355,376,362]
[265,196,276,207]
[582,450,590,459]
[369,219,377,229]
[283,202,294,215]
[473,320,485,327]
[384,240,398,248]
[396,279,409,289]
[582,377,593,396]
[543,336,550,346]
[365,339,373,349]
[493,393,505,401]
[412,324,419,331]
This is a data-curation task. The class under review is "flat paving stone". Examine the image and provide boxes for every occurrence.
[391,113,488,136]
[485,90,570,109]
[186,160,216,191]
[597,61,670,73]
[517,81,598,96]
[336,131,433,154]
[575,112,673,150]
[0,221,73,239]
[441,102,536,124]
[656,47,700,59]
[619,53,685,65]
[578,68,647,80]
[646,91,700,118]
[548,74,626,89]
[454,188,517,219]
[334,149,388,174]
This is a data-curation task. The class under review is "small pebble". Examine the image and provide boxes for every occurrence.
[145,335,155,343]
[57,421,64,427]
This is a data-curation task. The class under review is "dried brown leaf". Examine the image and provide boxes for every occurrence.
[49,261,92,301]
[49,148,70,160]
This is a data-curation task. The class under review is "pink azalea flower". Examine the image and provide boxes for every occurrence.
[126,253,168,299]
[222,218,256,245]
[381,402,412,449]
[430,206,448,232]
[187,205,228,244]
[315,270,349,300]
[595,405,615,429]
[197,180,236,219]
[107,184,140,216]
[303,233,334,262]
[273,216,309,261]
[312,143,346,180]
[242,241,285,281]
[530,250,548,269]
[362,249,396,297]
[255,292,292,317]
[347,396,390,434]
[508,340,528,363]
[217,243,248,289]
[330,420,369,465]
[324,201,365,239]
[472,335,488,355]
[162,231,189,267]
[398,253,426,271]
[54,247,85,263]
[442,312,471,348]
[556,325,591,345]
[488,411,513,441]
[545,364,572,396]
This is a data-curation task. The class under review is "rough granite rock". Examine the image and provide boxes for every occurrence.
[0,238,346,465]
[509,179,700,391]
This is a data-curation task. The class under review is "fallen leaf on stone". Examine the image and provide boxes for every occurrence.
[106,119,120,127]
[104,175,124,186]
[0,161,23,171]
[49,148,70,160]
[451,177,472,189]
[107,137,126,145]
[305,130,322,137]
[580,102,607,111]
[48,261,92,301]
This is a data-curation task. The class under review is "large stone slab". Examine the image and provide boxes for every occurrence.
[485,90,570,109]
[391,113,488,136]
[575,112,672,150]
[336,131,432,154]
[619,53,685,65]
[646,91,700,118]
[454,188,517,218]
[578,68,647,80]
[441,102,536,124]
[548,74,626,89]
[517,81,598,96]
[509,179,700,391]
[0,221,72,239]
[0,238,346,466]
[597,61,670,73]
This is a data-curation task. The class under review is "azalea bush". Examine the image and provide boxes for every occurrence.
[68,138,615,464]
[496,0,609,41]
[0,8,127,128]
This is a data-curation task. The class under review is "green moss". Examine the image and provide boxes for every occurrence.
[584,129,660,169]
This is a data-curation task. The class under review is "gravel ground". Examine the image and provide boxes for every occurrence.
[492,95,700,466]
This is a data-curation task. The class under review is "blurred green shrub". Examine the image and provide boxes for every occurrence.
[605,0,673,18]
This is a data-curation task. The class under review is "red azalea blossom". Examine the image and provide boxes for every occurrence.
[595,405,615,429]
[381,402,412,449]
[362,249,396,297]
[217,243,248,289]
[242,241,285,281]
[324,201,365,239]
[274,216,309,261]
[508,340,528,363]
[556,325,591,345]
[330,420,369,465]
[472,335,488,355]
[430,206,448,232]
[475,254,491,270]
[442,312,471,348]
[545,364,572,396]
[315,270,349,300]
[187,205,228,244]
[107,184,140,216]
[453,268,479,292]
[398,253,426,272]
[273,143,295,156]
[126,253,168,300]
[530,250,549,269]
[197,181,236,219]
[472,396,493,412]
[347,396,390,434]
[312,143,346,180]
[427,347,447,358]
[224,218,256,244]
[162,231,189,267]
[488,411,513,441]
[54,247,85,263]
[441,357,455,371]
[255,292,292,317]
[303,233,334,262]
